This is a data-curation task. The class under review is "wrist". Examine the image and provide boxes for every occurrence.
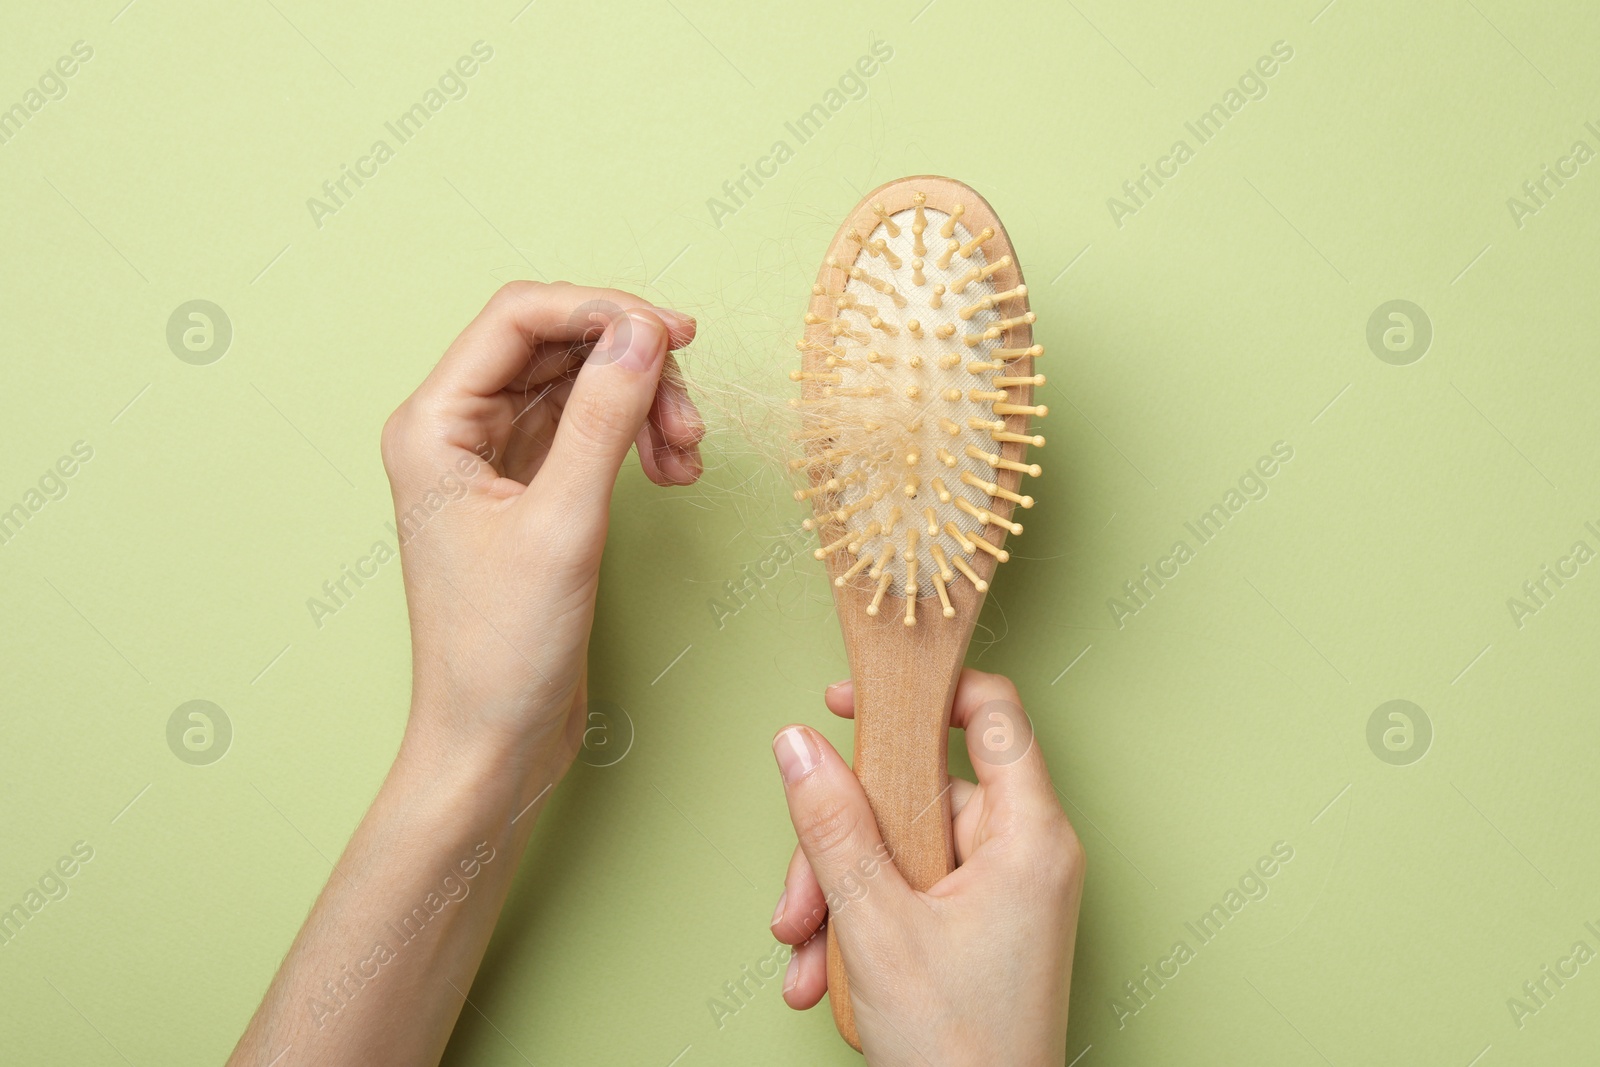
[407,658,584,763]
[396,699,574,821]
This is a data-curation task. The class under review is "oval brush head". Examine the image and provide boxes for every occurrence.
[793,176,1045,622]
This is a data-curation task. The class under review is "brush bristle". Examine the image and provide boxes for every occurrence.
[794,189,1045,624]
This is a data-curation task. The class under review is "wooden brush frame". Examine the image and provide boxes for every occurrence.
[798,174,1037,1051]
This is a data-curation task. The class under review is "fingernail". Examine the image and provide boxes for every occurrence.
[670,445,703,484]
[783,951,800,994]
[659,445,700,485]
[825,679,849,694]
[771,889,787,926]
[655,307,695,332]
[607,310,666,373]
[773,727,821,784]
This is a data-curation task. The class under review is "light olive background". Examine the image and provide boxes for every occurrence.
[3,0,1598,1063]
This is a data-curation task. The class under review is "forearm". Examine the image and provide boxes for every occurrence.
[229,717,560,1066]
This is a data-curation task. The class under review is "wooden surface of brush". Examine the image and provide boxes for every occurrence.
[792,174,1045,1051]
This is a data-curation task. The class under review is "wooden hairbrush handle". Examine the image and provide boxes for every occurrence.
[796,175,1038,1053]
[825,585,978,1050]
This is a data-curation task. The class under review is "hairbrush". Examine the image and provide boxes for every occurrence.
[791,175,1044,1050]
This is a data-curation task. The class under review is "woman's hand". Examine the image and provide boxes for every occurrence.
[232,282,703,1066]
[770,670,1085,1066]
[380,281,701,777]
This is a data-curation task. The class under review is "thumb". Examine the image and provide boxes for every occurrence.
[534,308,669,515]
[772,726,910,933]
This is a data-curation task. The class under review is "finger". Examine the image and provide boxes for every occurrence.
[772,845,827,946]
[949,777,982,865]
[949,669,1056,809]
[517,323,698,401]
[635,382,702,487]
[651,354,705,450]
[772,726,910,933]
[633,431,700,488]
[502,338,586,396]
[661,444,703,485]
[949,776,976,819]
[430,282,693,401]
[782,934,828,1010]
[641,355,704,485]
[533,309,671,514]
[633,417,669,486]
[823,679,854,718]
